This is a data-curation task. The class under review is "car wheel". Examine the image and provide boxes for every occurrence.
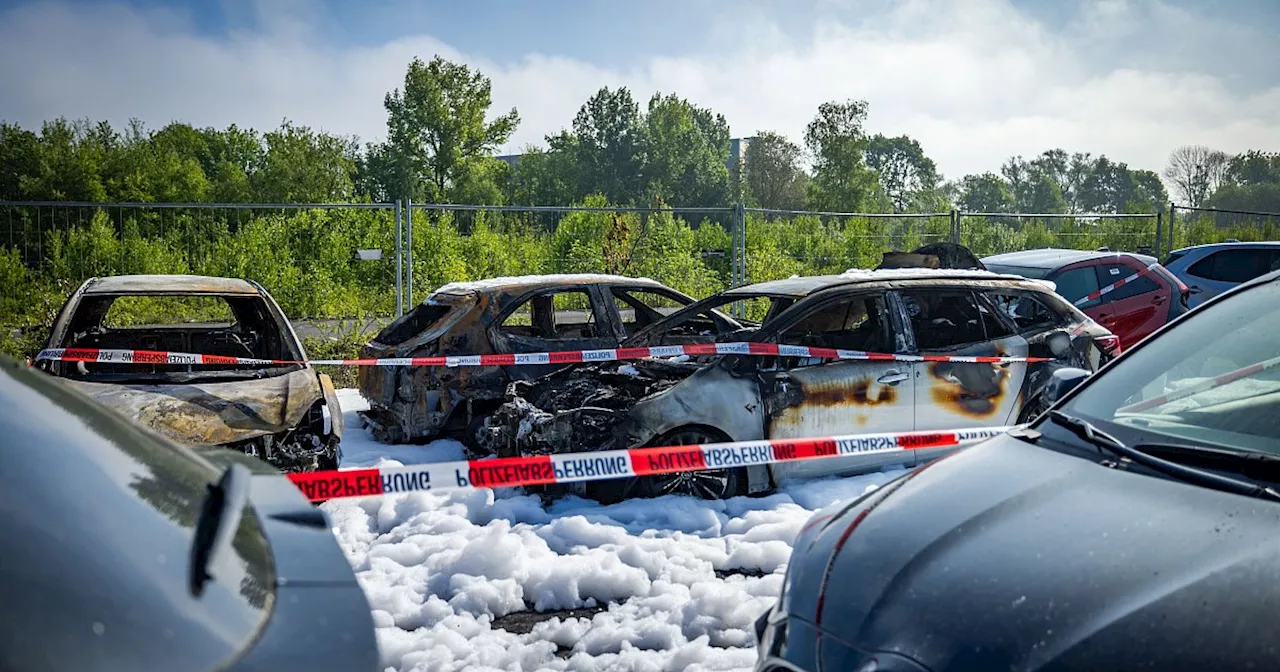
[614,427,744,502]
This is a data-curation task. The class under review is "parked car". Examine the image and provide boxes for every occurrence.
[982,248,1190,351]
[357,273,708,444]
[0,355,379,671]
[34,274,344,473]
[1162,241,1280,308]
[479,267,1117,501]
[754,266,1280,672]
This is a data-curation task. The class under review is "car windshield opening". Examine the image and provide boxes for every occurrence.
[56,293,299,382]
[1060,280,1280,456]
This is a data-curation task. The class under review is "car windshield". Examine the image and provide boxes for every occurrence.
[54,293,301,383]
[1060,278,1280,455]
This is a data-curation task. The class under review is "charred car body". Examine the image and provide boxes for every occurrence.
[36,275,344,473]
[357,274,706,443]
[479,267,1117,501]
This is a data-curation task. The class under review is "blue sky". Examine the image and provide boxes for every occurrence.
[1,0,1278,179]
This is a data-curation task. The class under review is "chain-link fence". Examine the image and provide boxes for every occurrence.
[743,208,953,283]
[0,201,402,354]
[1168,204,1280,255]
[403,202,737,308]
[958,212,1161,258]
[2,199,1173,357]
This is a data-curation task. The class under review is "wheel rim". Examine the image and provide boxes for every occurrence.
[644,429,733,499]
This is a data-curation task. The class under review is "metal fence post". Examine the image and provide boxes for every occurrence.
[406,198,414,307]
[394,199,404,317]
[732,203,747,317]
[1154,210,1163,259]
[950,209,960,245]
[1168,202,1176,253]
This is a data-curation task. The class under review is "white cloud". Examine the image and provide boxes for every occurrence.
[2,0,1278,183]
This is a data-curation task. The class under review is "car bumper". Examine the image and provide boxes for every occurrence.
[754,610,929,672]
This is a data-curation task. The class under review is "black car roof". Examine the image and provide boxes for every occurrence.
[982,248,1157,270]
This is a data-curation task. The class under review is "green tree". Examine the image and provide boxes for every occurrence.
[507,142,578,206]
[803,100,878,212]
[564,86,647,205]
[103,119,209,203]
[1002,156,1067,213]
[380,56,519,203]
[641,93,732,207]
[865,134,940,213]
[743,131,806,211]
[1225,151,1280,187]
[252,120,358,203]
[956,172,1014,212]
[0,122,41,200]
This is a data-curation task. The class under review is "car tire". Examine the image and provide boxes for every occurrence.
[589,426,744,504]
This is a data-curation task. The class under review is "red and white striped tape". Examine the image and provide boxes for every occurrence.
[1074,262,1160,306]
[1117,353,1280,413]
[34,343,1052,367]
[286,425,1013,502]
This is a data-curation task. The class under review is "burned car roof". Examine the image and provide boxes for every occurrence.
[721,268,1040,298]
[81,274,262,295]
[432,273,668,296]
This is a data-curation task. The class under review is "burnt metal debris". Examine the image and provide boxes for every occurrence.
[35,274,343,473]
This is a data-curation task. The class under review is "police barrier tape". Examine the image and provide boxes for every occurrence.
[1074,262,1160,307]
[34,343,1051,367]
[285,425,1014,502]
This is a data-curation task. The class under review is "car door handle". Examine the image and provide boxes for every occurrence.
[1153,294,1166,305]
[877,371,910,385]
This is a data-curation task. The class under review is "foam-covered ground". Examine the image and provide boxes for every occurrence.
[329,389,909,671]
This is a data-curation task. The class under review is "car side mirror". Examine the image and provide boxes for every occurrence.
[1044,367,1090,405]
[1047,330,1072,359]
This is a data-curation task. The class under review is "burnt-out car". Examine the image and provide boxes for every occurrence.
[35,275,344,473]
[479,268,1118,501]
[356,274,710,443]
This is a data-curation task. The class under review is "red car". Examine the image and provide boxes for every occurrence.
[982,248,1191,352]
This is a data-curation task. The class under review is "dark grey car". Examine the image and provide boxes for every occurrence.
[754,267,1280,671]
[0,357,379,671]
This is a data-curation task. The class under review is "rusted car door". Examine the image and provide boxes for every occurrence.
[488,285,617,381]
[897,288,1029,455]
[761,290,917,482]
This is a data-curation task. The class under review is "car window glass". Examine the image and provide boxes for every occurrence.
[1051,266,1101,308]
[500,290,597,340]
[1066,281,1280,455]
[1098,264,1159,301]
[613,289,689,336]
[1187,249,1269,283]
[985,291,1062,331]
[899,290,988,350]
